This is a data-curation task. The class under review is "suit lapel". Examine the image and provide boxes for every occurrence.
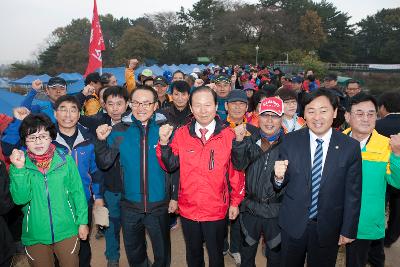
[320,130,340,188]
[300,128,312,186]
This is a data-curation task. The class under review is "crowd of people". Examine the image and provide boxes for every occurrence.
[0,60,400,267]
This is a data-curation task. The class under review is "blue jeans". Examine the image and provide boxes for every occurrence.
[104,191,121,262]
[121,205,171,267]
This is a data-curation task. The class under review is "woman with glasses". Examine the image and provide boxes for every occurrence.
[8,113,88,267]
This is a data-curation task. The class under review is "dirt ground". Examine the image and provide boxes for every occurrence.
[12,219,400,266]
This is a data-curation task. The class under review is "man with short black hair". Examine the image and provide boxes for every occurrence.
[345,80,362,98]
[159,81,192,129]
[83,72,103,116]
[95,85,173,267]
[274,89,362,267]
[343,92,400,267]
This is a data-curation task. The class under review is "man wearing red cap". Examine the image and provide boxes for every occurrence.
[232,97,285,267]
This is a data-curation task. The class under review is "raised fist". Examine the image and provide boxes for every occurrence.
[234,124,247,142]
[32,79,43,91]
[159,124,174,145]
[96,124,112,141]
[82,84,95,96]
[274,160,289,181]
[13,107,30,121]
[390,133,400,156]
[10,149,25,169]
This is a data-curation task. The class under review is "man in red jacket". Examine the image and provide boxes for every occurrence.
[157,86,245,267]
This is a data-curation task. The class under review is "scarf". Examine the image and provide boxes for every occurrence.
[260,128,283,142]
[27,144,56,174]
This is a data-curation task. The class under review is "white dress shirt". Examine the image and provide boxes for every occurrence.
[309,128,333,170]
[195,120,216,141]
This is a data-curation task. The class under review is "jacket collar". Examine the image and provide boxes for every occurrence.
[188,116,226,138]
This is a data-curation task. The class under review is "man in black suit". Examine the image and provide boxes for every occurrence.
[274,89,363,267]
[376,91,400,247]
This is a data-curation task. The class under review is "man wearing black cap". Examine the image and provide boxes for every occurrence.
[223,89,258,265]
[323,73,338,89]
[154,76,171,109]
[214,74,233,121]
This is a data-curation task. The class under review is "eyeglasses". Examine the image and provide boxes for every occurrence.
[260,113,281,120]
[48,85,66,90]
[351,111,377,119]
[57,107,79,114]
[26,134,51,143]
[131,101,155,109]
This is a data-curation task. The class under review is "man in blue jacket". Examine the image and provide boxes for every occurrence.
[95,85,174,267]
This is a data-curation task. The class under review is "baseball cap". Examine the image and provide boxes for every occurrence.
[292,76,304,84]
[259,97,284,116]
[141,69,153,77]
[324,73,337,81]
[227,89,248,104]
[48,77,67,88]
[214,74,230,84]
[243,82,256,91]
[154,76,167,86]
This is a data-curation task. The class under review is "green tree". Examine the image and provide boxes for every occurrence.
[114,26,163,64]
[354,8,400,63]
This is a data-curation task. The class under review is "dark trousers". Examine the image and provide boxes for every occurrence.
[280,221,339,267]
[79,204,92,267]
[346,238,385,267]
[240,213,281,267]
[223,216,241,253]
[385,185,400,245]
[180,216,226,267]
[104,191,121,262]
[121,206,170,267]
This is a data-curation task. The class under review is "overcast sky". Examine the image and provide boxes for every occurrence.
[0,0,399,64]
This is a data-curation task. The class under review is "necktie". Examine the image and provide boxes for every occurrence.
[200,128,208,144]
[309,138,324,219]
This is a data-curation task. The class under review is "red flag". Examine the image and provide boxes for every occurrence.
[84,0,105,77]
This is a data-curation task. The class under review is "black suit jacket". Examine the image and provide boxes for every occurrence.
[277,128,362,246]
[376,114,400,138]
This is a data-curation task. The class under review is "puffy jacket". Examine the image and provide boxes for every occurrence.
[54,124,103,201]
[83,94,101,116]
[157,118,245,221]
[232,132,284,218]
[9,149,88,246]
[95,113,175,214]
[125,68,136,95]
[1,121,102,202]
[343,128,400,239]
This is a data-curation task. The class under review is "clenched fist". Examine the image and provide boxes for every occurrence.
[390,133,400,156]
[96,124,112,141]
[79,225,89,240]
[13,107,30,121]
[274,160,289,181]
[82,84,95,96]
[159,124,174,145]
[32,79,43,91]
[10,149,25,169]
[234,124,247,142]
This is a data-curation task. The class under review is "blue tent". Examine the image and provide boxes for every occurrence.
[10,74,52,85]
[0,90,47,116]
[57,73,83,83]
